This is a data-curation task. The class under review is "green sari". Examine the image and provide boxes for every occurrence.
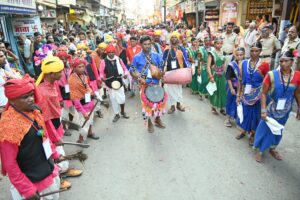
[187,47,199,93]
[208,48,227,109]
[198,46,210,96]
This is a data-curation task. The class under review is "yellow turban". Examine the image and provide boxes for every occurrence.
[77,43,89,50]
[98,42,108,49]
[154,30,162,36]
[186,30,192,37]
[105,35,113,43]
[170,31,180,40]
[36,56,64,86]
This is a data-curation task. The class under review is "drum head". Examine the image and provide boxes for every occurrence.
[111,80,121,90]
[145,85,164,103]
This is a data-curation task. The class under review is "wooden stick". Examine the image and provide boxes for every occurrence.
[81,99,99,128]
[63,141,90,148]
[40,188,68,197]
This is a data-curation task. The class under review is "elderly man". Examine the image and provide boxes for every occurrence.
[244,22,258,58]
[258,25,281,67]
[281,26,300,71]
[163,32,190,114]
[0,75,62,200]
[282,26,299,52]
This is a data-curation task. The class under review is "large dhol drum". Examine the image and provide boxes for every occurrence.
[163,68,192,84]
[145,85,165,103]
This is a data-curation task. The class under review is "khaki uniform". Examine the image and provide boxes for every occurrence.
[222,32,238,68]
[260,34,281,65]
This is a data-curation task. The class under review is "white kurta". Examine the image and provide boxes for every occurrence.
[164,84,183,106]
[108,86,126,114]
[72,108,94,136]
[10,175,60,200]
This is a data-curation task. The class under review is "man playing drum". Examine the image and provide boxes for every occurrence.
[100,45,130,123]
[163,32,190,114]
[131,36,167,133]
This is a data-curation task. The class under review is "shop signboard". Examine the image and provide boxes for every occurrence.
[0,0,36,14]
[12,17,42,37]
[57,0,76,6]
[221,2,238,26]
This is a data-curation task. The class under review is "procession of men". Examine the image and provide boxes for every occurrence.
[0,14,300,199]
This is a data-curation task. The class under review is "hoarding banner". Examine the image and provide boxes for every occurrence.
[0,0,36,14]
[12,17,42,36]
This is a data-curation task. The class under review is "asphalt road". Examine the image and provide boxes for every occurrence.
[1,88,300,200]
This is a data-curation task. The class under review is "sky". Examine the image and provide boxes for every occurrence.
[124,0,155,19]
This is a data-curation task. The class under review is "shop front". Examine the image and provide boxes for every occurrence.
[36,0,57,27]
[205,0,220,33]
[0,0,38,72]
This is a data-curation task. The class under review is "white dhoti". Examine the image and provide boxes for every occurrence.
[61,106,75,121]
[72,109,94,136]
[94,89,103,113]
[108,86,126,115]
[165,84,183,106]
[56,146,69,173]
[10,175,60,200]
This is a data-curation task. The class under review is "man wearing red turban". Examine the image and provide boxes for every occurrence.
[69,57,99,143]
[0,75,62,200]
[100,44,130,122]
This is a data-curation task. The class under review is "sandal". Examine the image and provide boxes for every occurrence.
[87,133,99,140]
[176,105,185,112]
[235,133,246,140]
[249,137,254,146]
[121,112,130,119]
[167,106,175,114]
[61,169,83,178]
[96,110,103,118]
[148,122,154,133]
[113,114,120,122]
[224,120,232,127]
[255,153,263,163]
[154,118,166,129]
[269,150,282,161]
[60,180,72,190]
[220,109,226,116]
[211,108,218,115]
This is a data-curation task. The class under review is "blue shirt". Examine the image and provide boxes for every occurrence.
[131,51,164,84]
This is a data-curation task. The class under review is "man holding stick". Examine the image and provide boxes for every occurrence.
[36,56,82,190]
[69,57,99,144]
[0,75,61,200]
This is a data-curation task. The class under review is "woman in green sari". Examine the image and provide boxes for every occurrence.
[207,37,227,115]
[187,38,200,94]
[198,37,211,100]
